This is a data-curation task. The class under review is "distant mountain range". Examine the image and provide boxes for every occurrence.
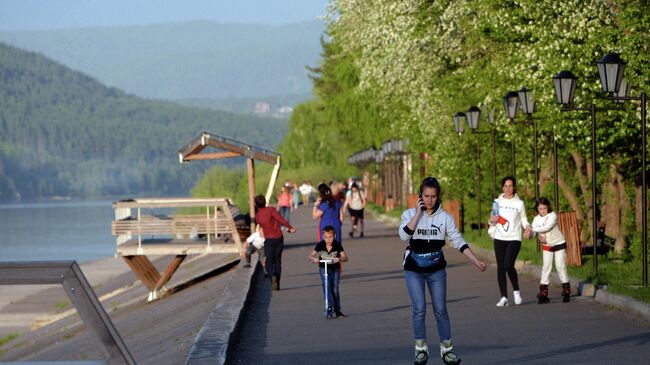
[0,42,288,202]
[0,20,324,103]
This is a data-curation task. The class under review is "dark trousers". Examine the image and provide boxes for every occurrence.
[493,239,521,297]
[264,236,284,280]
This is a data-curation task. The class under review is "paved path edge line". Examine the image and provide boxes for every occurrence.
[184,261,258,365]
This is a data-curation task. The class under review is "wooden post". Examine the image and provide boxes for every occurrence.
[153,255,187,292]
[122,256,161,292]
[265,156,281,203]
[247,157,256,232]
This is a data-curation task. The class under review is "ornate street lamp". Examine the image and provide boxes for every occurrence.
[503,91,520,120]
[596,53,625,95]
[466,106,481,130]
[503,89,539,205]
[553,69,600,274]
[503,91,519,177]
[454,106,498,236]
[486,107,498,198]
[555,56,647,286]
[453,112,466,135]
[553,70,578,105]
[596,53,647,287]
[518,87,539,203]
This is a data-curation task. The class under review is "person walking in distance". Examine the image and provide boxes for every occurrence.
[254,194,296,290]
[531,197,571,303]
[277,185,292,227]
[343,182,366,238]
[313,183,344,243]
[400,177,487,365]
[488,176,532,307]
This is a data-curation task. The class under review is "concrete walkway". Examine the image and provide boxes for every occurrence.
[229,206,650,364]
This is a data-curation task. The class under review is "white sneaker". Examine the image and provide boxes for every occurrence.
[496,297,509,307]
[513,290,523,305]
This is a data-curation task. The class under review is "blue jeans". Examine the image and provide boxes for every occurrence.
[404,269,450,342]
[319,266,341,313]
[278,206,290,224]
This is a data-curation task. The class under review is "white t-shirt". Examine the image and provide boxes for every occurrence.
[347,190,365,210]
[246,232,265,249]
[299,184,312,195]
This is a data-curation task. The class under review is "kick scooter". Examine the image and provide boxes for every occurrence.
[320,259,333,318]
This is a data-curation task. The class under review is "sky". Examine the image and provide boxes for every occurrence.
[0,0,332,31]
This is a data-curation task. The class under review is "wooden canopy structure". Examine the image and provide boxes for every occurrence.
[111,132,280,302]
[178,131,282,231]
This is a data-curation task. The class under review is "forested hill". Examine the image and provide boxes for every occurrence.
[0,42,288,202]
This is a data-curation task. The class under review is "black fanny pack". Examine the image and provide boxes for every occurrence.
[410,249,442,268]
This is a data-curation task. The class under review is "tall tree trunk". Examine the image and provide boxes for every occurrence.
[634,184,643,232]
[599,162,630,254]
[571,151,594,244]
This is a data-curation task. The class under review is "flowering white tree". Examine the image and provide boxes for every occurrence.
[320,0,649,251]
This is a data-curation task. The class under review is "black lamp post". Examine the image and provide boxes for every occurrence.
[503,89,540,206]
[486,107,498,198]
[555,55,647,286]
[518,87,540,204]
[596,53,647,287]
[553,69,600,275]
[503,91,518,178]
[454,107,498,236]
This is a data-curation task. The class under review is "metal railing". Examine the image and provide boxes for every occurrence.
[0,261,135,365]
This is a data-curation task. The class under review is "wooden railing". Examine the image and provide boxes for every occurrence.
[112,213,236,236]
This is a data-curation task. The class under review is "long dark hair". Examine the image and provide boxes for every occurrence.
[419,176,442,212]
[318,183,336,208]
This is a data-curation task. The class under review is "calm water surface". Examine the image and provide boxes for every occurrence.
[0,200,116,263]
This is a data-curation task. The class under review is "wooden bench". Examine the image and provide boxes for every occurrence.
[112,198,246,301]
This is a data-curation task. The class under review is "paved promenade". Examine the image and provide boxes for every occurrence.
[230,206,650,364]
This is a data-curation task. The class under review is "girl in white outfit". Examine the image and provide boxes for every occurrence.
[531,197,571,303]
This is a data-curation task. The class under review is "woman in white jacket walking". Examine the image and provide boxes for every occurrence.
[488,176,532,307]
[531,197,571,303]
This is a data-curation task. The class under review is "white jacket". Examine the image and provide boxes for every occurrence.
[531,212,565,246]
[489,193,530,241]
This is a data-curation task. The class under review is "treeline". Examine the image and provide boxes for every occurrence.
[278,1,650,257]
[0,42,287,202]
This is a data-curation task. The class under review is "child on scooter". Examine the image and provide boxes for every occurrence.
[309,225,348,318]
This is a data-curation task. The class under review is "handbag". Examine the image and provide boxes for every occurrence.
[410,250,442,268]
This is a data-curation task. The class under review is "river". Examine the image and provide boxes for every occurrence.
[0,200,116,263]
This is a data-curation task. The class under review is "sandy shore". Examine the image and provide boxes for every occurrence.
[0,252,242,363]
